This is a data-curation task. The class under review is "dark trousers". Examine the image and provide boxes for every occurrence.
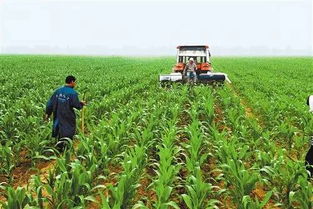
[56,135,73,152]
[305,145,313,177]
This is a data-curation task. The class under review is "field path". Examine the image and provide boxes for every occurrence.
[226,84,283,209]
[228,83,265,128]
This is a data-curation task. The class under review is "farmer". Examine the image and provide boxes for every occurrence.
[45,75,86,151]
[307,95,313,112]
[183,58,197,84]
[306,95,313,177]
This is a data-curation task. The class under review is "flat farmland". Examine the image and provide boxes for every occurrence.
[0,56,312,208]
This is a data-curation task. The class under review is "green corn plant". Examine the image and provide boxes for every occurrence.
[220,159,259,207]
[93,110,138,159]
[43,171,73,208]
[31,130,58,164]
[291,134,308,160]
[216,138,250,165]
[288,174,313,209]
[70,161,95,196]
[132,124,155,147]
[30,175,45,209]
[106,145,146,209]
[95,137,111,172]
[241,190,273,209]
[0,142,15,182]
[1,186,33,209]
[303,114,313,136]
[198,88,215,123]
[153,126,181,209]
[262,158,311,208]
[255,150,275,169]
[182,167,219,209]
[42,160,96,208]
[272,121,298,149]
[185,119,208,172]
[75,136,100,171]
[20,121,53,160]
[54,145,73,174]
[131,108,162,147]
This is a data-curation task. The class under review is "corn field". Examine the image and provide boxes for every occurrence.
[0,56,312,208]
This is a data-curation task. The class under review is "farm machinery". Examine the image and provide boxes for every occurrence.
[159,45,230,85]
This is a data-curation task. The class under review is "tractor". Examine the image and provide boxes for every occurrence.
[159,45,230,85]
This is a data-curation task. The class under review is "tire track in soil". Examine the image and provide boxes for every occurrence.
[203,90,236,209]
[131,97,188,209]
[169,88,236,209]
[227,84,265,129]
[229,83,310,161]
[88,89,168,208]
[170,100,191,209]
[87,163,124,209]
[87,137,152,209]
[131,154,157,208]
[229,83,312,208]
[226,84,281,209]
[86,139,140,208]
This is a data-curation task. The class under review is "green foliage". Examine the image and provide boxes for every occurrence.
[1,187,33,209]
[0,56,312,208]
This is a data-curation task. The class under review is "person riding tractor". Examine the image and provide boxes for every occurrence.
[183,58,197,84]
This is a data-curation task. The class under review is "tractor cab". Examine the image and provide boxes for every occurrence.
[173,45,213,73]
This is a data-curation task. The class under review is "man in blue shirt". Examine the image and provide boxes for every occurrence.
[45,75,86,151]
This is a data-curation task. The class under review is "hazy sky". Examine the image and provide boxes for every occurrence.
[0,0,312,56]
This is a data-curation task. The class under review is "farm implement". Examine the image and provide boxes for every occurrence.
[159,45,231,85]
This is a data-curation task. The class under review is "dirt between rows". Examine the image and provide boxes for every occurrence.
[87,163,123,209]
[1,85,302,208]
[0,139,82,202]
[171,100,192,209]
[87,146,159,208]
[211,88,285,209]
[227,84,265,127]
[211,99,236,209]
[224,85,283,209]
[132,167,157,208]
[0,148,56,202]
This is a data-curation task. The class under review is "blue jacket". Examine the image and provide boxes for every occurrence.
[46,86,84,138]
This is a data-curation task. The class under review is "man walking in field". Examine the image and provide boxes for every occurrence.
[45,75,86,151]
[306,95,313,177]
[183,58,197,84]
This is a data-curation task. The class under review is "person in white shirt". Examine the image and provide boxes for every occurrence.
[305,95,313,178]
[307,95,313,112]
[183,58,197,84]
